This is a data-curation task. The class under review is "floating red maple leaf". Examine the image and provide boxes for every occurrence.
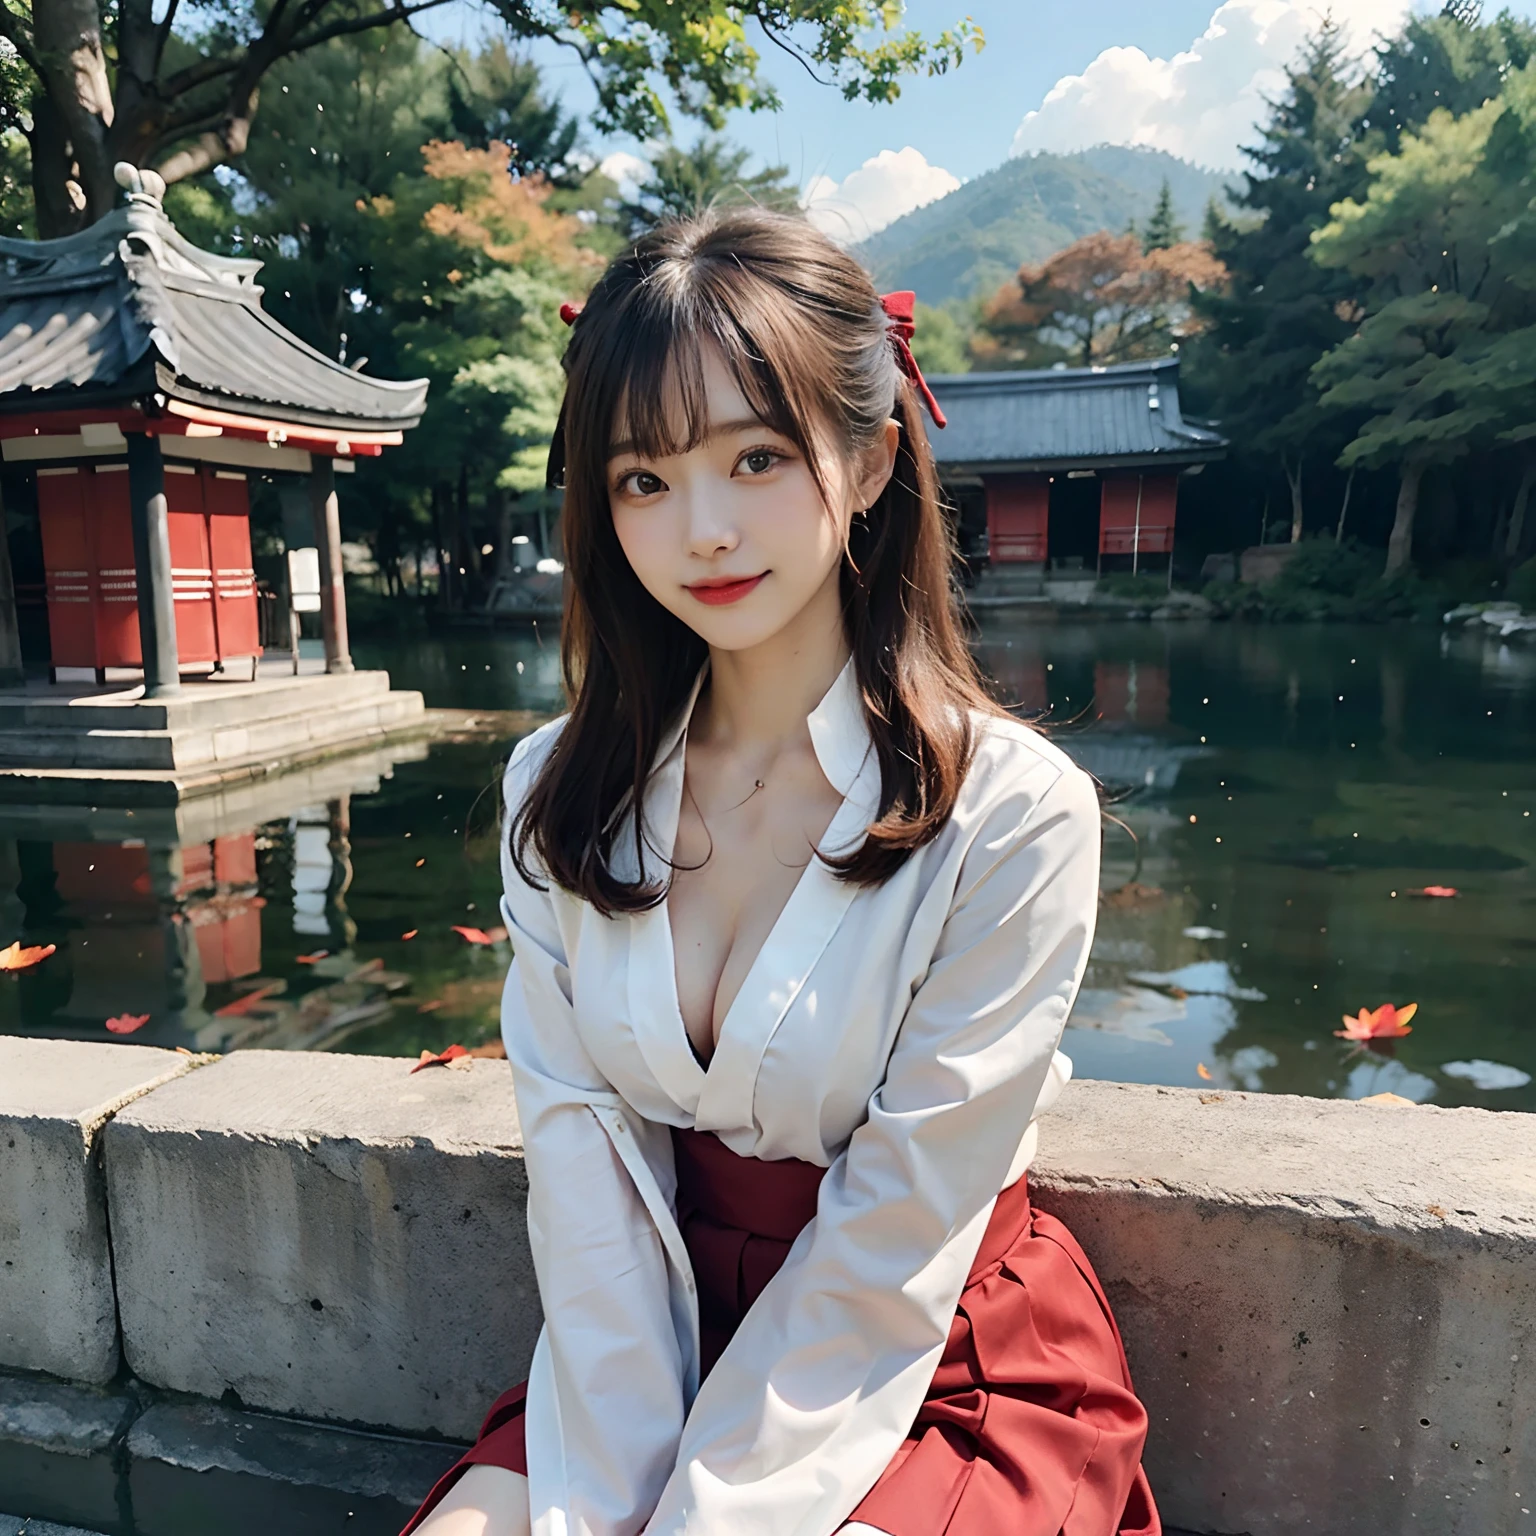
[401,929,418,941]
[1336,1002,1417,1041]
[0,940,56,971]
[452,925,508,946]
[410,1043,470,1073]
[214,983,283,1018]
[105,1013,149,1035]
[1407,886,1458,899]
[296,950,329,965]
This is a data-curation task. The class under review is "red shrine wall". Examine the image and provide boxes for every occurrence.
[982,471,1181,567]
[37,461,260,675]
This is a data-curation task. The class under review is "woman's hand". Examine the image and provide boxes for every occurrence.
[412,1465,530,1536]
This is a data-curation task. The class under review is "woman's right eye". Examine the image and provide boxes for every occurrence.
[617,470,665,497]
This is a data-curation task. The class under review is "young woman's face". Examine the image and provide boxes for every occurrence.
[608,345,896,653]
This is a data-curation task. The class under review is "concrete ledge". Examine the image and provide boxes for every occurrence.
[4,1036,1533,1533]
[103,1051,536,1440]
[0,1040,195,1383]
[1030,1082,1536,1536]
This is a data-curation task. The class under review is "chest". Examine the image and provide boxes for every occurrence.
[668,753,843,1060]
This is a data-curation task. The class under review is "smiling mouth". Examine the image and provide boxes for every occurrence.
[685,573,767,606]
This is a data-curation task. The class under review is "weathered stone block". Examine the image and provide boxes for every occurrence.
[0,1038,193,1382]
[104,1051,534,1440]
[0,1367,137,1534]
[1032,1080,1536,1536]
[126,1399,459,1536]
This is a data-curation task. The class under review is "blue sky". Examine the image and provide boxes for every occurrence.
[424,1,1536,239]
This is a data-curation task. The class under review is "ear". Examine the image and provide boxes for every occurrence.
[853,418,900,510]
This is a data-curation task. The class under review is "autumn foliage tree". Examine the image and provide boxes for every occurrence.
[971,229,1226,371]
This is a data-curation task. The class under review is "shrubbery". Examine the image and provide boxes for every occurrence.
[1201,538,1446,621]
[1096,572,1173,605]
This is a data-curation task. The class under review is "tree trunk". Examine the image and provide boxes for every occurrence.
[1335,466,1356,543]
[1284,456,1304,543]
[1505,458,1536,567]
[1386,460,1425,578]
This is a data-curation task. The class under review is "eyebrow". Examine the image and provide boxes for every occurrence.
[607,417,776,460]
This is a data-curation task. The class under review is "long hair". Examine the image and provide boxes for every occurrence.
[512,207,1007,915]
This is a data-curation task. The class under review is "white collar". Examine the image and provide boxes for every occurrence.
[651,656,872,798]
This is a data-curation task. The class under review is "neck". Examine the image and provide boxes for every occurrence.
[697,573,848,753]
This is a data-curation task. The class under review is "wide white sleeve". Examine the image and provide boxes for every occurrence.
[499,732,688,1536]
[642,761,1102,1536]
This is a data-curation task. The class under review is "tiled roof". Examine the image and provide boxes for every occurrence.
[927,358,1226,472]
[0,180,426,433]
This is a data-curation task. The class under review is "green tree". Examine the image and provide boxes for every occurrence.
[0,0,979,239]
[620,133,800,235]
[1310,74,1536,573]
[1186,17,1372,544]
[1369,4,1536,150]
[1140,177,1183,252]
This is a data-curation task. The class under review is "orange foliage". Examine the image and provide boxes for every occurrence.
[416,141,599,272]
[974,229,1227,370]
[1335,1002,1417,1041]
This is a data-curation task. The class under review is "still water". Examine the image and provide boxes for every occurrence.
[2,618,1531,1111]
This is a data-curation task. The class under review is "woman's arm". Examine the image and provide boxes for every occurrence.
[498,730,689,1536]
[643,756,1102,1536]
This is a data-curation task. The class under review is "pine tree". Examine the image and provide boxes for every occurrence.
[1184,16,1372,543]
[1141,178,1183,252]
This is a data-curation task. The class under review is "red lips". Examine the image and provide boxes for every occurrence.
[685,573,767,606]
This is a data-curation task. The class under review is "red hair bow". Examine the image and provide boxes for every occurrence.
[559,302,582,326]
[881,291,947,429]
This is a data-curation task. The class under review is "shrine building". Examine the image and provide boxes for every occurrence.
[927,358,1227,596]
[0,164,431,800]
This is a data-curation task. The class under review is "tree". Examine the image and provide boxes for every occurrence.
[1140,177,1183,252]
[971,229,1225,371]
[0,0,981,238]
[1185,17,1373,544]
[620,133,799,236]
[1310,75,1536,573]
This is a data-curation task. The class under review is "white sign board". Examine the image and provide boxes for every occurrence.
[288,546,322,613]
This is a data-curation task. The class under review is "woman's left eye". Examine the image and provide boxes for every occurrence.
[738,448,782,476]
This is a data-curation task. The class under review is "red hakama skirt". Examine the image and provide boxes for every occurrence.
[402,1128,1160,1535]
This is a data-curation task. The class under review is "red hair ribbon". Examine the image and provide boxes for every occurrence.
[559,302,582,326]
[880,290,947,429]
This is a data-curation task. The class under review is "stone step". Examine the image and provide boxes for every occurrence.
[0,670,392,734]
[0,691,426,771]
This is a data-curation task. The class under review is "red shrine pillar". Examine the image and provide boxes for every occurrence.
[309,458,353,675]
[126,432,181,697]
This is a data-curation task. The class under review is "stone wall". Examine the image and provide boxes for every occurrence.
[1,1037,1532,1535]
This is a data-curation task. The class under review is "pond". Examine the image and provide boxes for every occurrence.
[2,617,1532,1111]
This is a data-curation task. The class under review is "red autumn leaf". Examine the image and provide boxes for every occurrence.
[1407,886,1458,899]
[1196,1062,1213,1080]
[401,929,418,941]
[452,925,508,946]
[214,983,283,1018]
[0,940,56,971]
[296,950,329,965]
[105,1013,149,1035]
[1335,1002,1417,1041]
[410,1043,470,1073]
[417,999,445,1013]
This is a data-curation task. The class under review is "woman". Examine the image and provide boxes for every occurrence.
[406,209,1160,1536]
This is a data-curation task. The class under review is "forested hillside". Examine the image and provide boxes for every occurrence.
[860,145,1229,305]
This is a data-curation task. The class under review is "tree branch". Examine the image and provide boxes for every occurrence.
[282,0,456,56]
[754,17,831,87]
[0,1,44,78]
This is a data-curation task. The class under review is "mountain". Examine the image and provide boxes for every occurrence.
[859,145,1234,307]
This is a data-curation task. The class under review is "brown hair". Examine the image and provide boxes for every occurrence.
[512,207,1005,915]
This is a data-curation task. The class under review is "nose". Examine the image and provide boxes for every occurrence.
[682,484,740,561]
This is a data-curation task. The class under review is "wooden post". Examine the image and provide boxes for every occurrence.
[308,456,353,675]
[0,476,25,689]
[126,432,181,697]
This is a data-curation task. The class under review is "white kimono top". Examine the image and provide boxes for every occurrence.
[498,660,1101,1536]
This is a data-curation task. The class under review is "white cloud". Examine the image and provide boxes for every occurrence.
[1010,0,1411,171]
[804,147,960,244]
[598,150,649,202]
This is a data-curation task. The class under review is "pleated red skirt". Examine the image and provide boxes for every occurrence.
[402,1127,1160,1535]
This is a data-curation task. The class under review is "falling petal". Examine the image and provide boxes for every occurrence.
[411,1043,470,1074]
[401,930,418,941]
[0,940,56,971]
[105,1013,150,1035]
[1196,1062,1213,1080]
